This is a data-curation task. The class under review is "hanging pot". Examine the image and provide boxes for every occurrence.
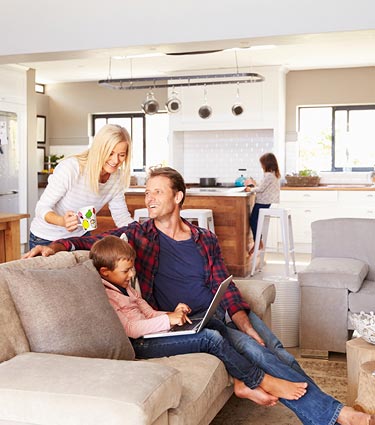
[199,177,217,187]
[198,104,212,119]
[232,103,244,116]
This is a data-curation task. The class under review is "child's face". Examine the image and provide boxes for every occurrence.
[103,258,135,288]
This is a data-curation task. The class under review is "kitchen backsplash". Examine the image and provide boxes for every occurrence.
[180,129,274,184]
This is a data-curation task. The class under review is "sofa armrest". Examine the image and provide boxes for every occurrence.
[298,257,368,292]
[235,280,276,319]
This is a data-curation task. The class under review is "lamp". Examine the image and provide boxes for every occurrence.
[232,82,244,116]
[165,89,181,113]
[198,85,212,119]
[142,91,159,115]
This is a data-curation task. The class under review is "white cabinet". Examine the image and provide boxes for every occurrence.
[279,190,339,253]
[278,189,375,253]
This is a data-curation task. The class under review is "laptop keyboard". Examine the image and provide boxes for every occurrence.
[170,318,202,332]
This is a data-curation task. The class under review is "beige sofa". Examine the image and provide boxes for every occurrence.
[0,250,275,425]
[298,217,375,357]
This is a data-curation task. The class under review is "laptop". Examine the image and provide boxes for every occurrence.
[143,275,233,338]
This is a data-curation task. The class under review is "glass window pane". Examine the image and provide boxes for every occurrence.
[146,113,169,168]
[132,117,144,170]
[298,107,332,172]
[335,109,375,169]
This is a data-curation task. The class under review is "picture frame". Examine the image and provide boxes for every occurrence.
[37,146,46,171]
[37,115,46,144]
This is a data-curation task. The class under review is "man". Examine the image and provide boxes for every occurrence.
[24,167,374,425]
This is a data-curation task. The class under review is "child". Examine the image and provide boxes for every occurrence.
[245,152,281,254]
[89,235,308,407]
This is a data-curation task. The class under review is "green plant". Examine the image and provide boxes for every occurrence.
[298,169,317,177]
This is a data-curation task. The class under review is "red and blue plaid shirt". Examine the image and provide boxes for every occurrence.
[56,218,250,318]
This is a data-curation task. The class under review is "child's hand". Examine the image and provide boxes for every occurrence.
[174,303,191,314]
[167,310,192,326]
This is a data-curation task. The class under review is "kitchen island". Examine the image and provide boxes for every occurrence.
[95,187,254,277]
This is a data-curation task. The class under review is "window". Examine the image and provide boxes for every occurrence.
[92,112,169,171]
[298,105,375,172]
[35,83,45,94]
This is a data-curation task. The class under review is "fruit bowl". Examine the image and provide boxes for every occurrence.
[350,311,375,344]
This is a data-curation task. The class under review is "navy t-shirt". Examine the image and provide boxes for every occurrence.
[153,230,213,315]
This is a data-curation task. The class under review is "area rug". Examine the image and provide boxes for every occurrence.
[211,358,347,425]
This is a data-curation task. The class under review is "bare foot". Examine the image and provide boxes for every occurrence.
[260,374,308,400]
[233,378,278,406]
[337,406,375,425]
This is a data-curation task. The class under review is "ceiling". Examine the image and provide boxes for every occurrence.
[19,29,375,84]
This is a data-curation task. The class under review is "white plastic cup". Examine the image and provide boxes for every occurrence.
[77,206,97,231]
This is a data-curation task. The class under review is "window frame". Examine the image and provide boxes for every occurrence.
[92,113,146,168]
[298,104,375,172]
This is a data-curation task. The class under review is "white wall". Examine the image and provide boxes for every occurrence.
[0,1,374,61]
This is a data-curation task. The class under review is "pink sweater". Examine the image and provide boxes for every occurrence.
[103,280,171,339]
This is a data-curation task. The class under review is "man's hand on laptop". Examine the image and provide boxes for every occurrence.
[167,303,192,326]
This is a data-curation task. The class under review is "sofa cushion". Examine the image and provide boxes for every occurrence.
[0,352,181,425]
[147,353,232,425]
[349,279,375,313]
[3,261,135,360]
[0,283,30,364]
[298,257,369,292]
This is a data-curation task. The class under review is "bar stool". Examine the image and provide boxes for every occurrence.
[133,207,215,232]
[133,208,149,223]
[250,207,296,277]
[180,209,215,232]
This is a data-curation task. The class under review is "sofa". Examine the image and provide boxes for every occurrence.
[298,217,375,357]
[0,250,275,425]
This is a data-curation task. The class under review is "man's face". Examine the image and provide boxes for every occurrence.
[144,176,181,219]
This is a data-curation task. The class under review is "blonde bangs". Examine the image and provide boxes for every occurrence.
[78,125,132,194]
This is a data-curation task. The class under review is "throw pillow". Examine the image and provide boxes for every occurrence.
[3,260,135,360]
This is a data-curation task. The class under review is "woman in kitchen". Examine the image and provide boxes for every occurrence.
[28,124,134,249]
[245,152,281,255]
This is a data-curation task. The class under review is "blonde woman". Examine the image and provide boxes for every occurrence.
[29,124,134,248]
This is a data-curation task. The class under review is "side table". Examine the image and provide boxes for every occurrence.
[346,337,375,406]
[354,361,375,413]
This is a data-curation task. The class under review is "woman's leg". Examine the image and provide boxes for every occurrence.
[29,232,52,250]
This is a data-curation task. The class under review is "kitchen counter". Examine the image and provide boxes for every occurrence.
[0,213,30,263]
[282,185,375,191]
[96,189,254,277]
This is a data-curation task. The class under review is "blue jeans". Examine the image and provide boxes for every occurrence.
[250,203,270,242]
[132,318,265,390]
[29,231,91,250]
[226,311,343,425]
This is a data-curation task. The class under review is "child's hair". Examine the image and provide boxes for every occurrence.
[89,235,136,272]
[259,152,281,179]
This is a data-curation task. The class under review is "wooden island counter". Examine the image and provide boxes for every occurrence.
[96,188,254,277]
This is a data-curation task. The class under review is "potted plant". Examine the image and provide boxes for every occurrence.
[285,169,320,187]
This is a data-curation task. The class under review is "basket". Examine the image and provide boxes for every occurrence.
[285,175,320,187]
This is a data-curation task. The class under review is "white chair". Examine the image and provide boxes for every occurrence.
[180,209,215,232]
[133,208,150,223]
[251,207,296,277]
[133,207,215,232]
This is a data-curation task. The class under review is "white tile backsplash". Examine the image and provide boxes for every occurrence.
[181,129,274,184]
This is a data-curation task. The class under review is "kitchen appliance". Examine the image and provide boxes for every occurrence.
[234,169,247,187]
[0,111,19,214]
[199,177,217,187]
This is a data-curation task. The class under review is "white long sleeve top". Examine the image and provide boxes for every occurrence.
[250,171,280,204]
[30,157,134,241]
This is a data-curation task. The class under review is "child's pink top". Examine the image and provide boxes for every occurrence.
[102,279,170,339]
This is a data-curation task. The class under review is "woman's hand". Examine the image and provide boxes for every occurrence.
[64,211,79,232]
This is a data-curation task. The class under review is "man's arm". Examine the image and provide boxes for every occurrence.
[231,310,265,346]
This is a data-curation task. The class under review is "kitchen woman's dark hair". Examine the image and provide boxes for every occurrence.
[259,153,281,179]
[147,166,186,207]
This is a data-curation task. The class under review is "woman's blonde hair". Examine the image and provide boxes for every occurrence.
[74,124,132,194]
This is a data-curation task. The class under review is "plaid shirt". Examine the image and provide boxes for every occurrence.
[57,218,250,317]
